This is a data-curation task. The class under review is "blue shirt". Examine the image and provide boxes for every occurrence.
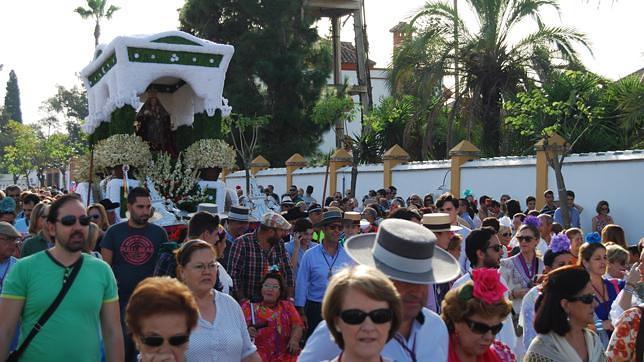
[284,239,317,277]
[14,218,28,234]
[554,206,581,227]
[295,243,355,307]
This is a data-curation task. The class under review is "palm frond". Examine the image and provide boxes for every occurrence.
[105,5,120,19]
[74,7,94,19]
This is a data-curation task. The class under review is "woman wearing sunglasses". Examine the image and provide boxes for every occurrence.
[578,237,623,342]
[176,240,261,362]
[321,265,402,362]
[87,203,110,231]
[241,270,304,361]
[500,220,544,329]
[442,268,515,362]
[525,266,605,362]
[126,277,199,362]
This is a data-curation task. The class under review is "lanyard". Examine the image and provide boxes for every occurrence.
[320,244,339,279]
[393,333,417,362]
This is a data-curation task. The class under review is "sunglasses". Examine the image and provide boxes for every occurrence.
[339,309,393,325]
[501,233,512,237]
[567,293,595,304]
[89,214,101,220]
[516,236,535,243]
[487,244,504,253]
[464,318,503,335]
[140,334,190,347]
[58,215,91,226]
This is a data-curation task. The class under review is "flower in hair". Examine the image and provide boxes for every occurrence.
[268,265,280,273]
[549,233,571,254]
[463,189,473,197]
[585,232,601,244]
[471,268,507,304]
[523,215,541,229]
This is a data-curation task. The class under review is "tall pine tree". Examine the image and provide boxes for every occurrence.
[179,0,332,164]
[2,70,22,124]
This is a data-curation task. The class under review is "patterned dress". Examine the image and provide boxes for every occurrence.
[241,300,304,362]
[606,306,642,362]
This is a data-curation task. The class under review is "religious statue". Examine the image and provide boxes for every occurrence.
[135,91,177,155]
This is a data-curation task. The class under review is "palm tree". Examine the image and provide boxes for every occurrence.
[74,0,120,48]
[392,0,591,156]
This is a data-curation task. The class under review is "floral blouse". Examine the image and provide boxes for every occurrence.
[607,306,642,362]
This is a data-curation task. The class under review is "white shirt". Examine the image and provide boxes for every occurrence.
[536,238,548,257]
[452,272,518,350]
[185,291,256,362]
[457,226,472,273]
[218,265,233,295]
[299,307,449,362]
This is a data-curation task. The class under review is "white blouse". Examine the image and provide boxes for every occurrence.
[185,291,256,361]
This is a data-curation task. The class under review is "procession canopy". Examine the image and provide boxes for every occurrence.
[80,31,235,136]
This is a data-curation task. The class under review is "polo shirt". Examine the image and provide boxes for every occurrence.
[299,308,448,362]
[1,251,118,361]
[20,233,52,258]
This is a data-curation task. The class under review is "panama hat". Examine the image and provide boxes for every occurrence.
[344,218,460,284]
[316,210,343,228]
[422,213,462,232]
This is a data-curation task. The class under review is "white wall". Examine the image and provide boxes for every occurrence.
[224,150,644,244]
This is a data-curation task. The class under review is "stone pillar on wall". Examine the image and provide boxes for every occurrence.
[383,144,410,188]
[449,140,481,198]
[329,148,352,196]
[250,155,270,176]
[285,153,307,188]
[534,133,568,209]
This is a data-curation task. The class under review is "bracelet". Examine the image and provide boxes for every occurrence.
[624,286,635,294]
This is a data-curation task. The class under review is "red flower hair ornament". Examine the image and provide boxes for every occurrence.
[459,268,508,304]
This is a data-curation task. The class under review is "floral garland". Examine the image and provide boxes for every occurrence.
[184,138,236,170]
[144,152,208,208]
[71,154,93,182]
[94,134,152,169]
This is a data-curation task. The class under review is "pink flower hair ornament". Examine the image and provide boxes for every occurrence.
[459,268,508,304]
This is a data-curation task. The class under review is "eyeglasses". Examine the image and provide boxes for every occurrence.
[89,214,101,220]
[327,224,342,231]
[339,309,393,325]
[189,262,218,272]
[501,233,512,237]
[464,318,503,335]
[262,284,280,290]
[487,244,504,253]
[140,334,190,347]
[58,215,91,226]
[600,207,609,211]
[516,236,535,243]
[567,293,595,304]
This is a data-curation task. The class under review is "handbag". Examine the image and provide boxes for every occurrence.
[6,255,84,362]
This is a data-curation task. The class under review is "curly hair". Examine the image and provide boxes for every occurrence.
[441,282,512,333]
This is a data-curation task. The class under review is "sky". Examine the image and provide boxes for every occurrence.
[0,0,642,125]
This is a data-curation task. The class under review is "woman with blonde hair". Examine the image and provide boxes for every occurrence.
[442,268,515,361]
[87,203,110,231]
[322,264,402,362]
[27,202,48,236]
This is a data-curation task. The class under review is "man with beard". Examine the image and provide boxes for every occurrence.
[227,211,294,302]
[295,210,356,338]
[451,226,517,349]
[0,195,123,361]
[299,219,459,361]
[100,187,168,362]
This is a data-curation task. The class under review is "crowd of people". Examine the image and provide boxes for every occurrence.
[0,182,642,361]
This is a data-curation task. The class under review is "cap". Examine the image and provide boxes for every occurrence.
[261,212,292,230]
[0,198,16,214]
[0,221,20,238]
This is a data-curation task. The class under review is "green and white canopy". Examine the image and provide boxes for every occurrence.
[80,31,234,134]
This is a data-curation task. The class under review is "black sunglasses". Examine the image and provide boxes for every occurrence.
[58,215,91,226]
[340,309,393,325]
[516,236,535,243]
[501,232,512,237]
[141,334,190,347]
[567,293,595,305]
[487,244,504,253]
[90,214,101,220]
[464,318,503,335]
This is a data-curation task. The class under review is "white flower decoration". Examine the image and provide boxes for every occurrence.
[170,54,179,62]
[94,134,152,169]
[184,139,237,170]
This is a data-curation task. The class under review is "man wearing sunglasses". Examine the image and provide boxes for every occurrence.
[300,218,460,362]
[451,227,516,348]
[0,195,124,361]
[295,209,356,339]
[100,187,169,362]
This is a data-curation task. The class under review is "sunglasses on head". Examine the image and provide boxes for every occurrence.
[340,308,393,325]
[464,318,503,335]
[58,215,91,226]
[567,293,595,304]
[140,334,190,347]
[516,236,535,243]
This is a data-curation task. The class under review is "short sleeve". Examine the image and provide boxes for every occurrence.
[102,262,119,303]
[100,226,116,251]
[606,307,640,362]
[1,261,27,300]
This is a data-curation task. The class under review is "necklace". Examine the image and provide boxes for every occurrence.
[591,279,606,302]
[321,243,339,279]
